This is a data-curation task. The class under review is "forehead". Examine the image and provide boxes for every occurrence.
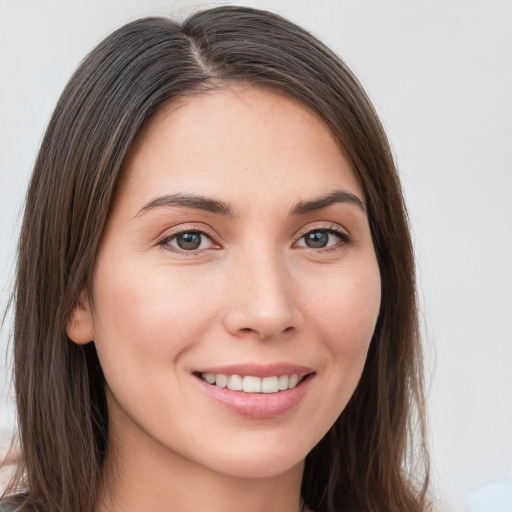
[118,84,363,211]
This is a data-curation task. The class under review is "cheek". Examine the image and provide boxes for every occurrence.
[302,262,381,352]
[90,260,222,370]
[300,259,380,408]
[291,260,381,443]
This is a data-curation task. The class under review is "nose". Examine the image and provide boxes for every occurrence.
[221,248,303,340]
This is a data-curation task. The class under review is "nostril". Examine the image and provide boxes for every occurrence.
[222,300,302,340]
[258,325,295,340]
[237,327,285,340]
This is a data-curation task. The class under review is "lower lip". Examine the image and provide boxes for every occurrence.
[195,375,314,419]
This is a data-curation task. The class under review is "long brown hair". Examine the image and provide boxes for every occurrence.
[1,6,429,512]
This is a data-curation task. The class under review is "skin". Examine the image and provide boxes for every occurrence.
[68,85,381,512]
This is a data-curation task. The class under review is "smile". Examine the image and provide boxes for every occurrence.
[193,365,315,418]
[198,372,303,393]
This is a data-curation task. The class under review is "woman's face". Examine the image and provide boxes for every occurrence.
[70,85,381,480]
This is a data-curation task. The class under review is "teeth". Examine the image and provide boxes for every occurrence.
[261,376,279,393]
[216,374,228,388]
[227,375,243,391]
[289,374,299,388]
[200,372,303,393]
[243,376,262,393]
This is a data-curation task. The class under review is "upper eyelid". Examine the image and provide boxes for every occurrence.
[294,222,349,239]
[157,223,220,243]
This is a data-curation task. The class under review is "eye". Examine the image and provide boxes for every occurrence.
[295,228,348,249]
[160,230,218,253]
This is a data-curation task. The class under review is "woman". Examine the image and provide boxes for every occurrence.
[1,6,430,512]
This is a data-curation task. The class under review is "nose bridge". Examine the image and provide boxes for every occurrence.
[222,240,300,339]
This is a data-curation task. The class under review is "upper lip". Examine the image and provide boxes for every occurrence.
[193,363,315,378]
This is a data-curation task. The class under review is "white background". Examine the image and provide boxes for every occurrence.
[1,1,511,511]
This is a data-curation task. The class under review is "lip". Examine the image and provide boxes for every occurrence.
[193,363,314,378]
[193,363,315,419]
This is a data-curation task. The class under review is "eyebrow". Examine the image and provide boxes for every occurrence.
[134,189,366,219]
[289,190,366,216]
[135,193,236,218]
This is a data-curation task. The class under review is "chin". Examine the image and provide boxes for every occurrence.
[213,454,305,480]
[195,435,311,480]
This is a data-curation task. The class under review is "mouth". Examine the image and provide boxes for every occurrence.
[193,371,313,393]
[192,364,315,418]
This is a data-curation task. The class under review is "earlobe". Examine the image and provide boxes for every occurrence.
[66,290,95,345]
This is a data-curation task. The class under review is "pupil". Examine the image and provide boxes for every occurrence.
[177,232,201,250]
[306,231,328,248]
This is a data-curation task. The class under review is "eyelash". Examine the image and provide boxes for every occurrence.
[157,225,350,255]
[158,226,220,255]
[295,226,351,252]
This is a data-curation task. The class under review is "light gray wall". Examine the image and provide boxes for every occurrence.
[1,1,511,511]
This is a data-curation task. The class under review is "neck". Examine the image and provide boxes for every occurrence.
[99,451,305,512]
[96,401,305,512]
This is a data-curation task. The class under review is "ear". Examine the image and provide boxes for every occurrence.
[67,290,95,345]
